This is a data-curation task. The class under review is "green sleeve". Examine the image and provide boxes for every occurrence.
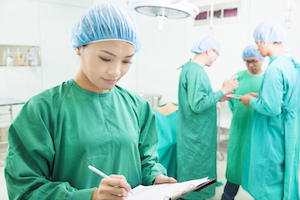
[186,68,224,113]
[228,99,234,113]
[5,99,94,200]
[250,66,283,117]
[138,102,167,185]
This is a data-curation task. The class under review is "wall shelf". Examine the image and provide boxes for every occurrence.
[0,45,41,67]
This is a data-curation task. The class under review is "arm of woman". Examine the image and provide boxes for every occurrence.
[138,102,170,186]
[5,99,94,200]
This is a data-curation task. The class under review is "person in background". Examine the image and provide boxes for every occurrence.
[240,21,300,200]
[176,35,239,200]
[4,4,176,200]
[152,102,178,179]
[221,44,264,200]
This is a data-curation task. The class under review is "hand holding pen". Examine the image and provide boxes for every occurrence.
[89,165,133,200]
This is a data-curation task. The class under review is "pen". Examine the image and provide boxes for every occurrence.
[88,165,133,195]
[88,165,110,178]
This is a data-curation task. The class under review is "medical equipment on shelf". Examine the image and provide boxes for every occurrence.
[6,48,13,67]
[138,93,162,107]
[0,45,41,67]
[128,0,199,30]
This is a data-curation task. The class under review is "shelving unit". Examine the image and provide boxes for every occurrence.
[138,93,162,108]
[0,45,41,67]
[0,98,26,166]
[217,103,231,161]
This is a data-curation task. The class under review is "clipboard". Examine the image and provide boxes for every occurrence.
[226,94,241,99]
[125,177,216,200]
[165,178,216,200]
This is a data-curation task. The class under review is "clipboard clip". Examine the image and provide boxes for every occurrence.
[165,184,196,200]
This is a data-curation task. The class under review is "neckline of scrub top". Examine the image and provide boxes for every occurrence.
[159,102,178,107]
[188,61,203,68]
[70,79,115,97]
[153,103,178,116]
[247,70,264,77]
[269,53,291,62]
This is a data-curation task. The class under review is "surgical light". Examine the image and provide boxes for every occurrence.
[128,0,199,30]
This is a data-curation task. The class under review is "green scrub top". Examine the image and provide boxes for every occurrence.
[177,61,224,200]
[5,79,166,200]
[242,55,300,200]
[153,107,178,178]
[226,70,263,185]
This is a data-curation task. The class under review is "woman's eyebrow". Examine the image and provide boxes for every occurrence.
[125,54,134,58]
[100,50,116,57]
[100,50,134,58]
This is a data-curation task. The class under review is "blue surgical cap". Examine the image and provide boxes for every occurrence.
[190,36,220,54]
[70,4,141,53]
[253,21,287,43]
[242,44,264,61]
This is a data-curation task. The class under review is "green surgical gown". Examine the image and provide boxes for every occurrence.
[177,61,224,200]
[5,79,166,200]
[153,108,178,178]
[226,70,263,185]
[242,55,300,200]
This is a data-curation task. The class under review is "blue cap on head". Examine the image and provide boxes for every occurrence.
[190,35,220,54]
[242,44,264,61]
[253,21,287,43]
[70,3,141,53]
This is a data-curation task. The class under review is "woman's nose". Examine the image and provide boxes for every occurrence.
[107,64,121,77]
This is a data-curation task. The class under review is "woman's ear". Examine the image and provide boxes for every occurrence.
[76,46,82,56]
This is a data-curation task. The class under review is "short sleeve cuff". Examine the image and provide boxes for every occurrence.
[143,164,167,186]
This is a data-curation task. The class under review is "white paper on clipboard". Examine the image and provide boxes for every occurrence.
[125,177,213,200]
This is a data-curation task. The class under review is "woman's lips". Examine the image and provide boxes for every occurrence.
[103,78,117,84]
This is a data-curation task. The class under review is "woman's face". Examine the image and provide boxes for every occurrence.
[76,40,135,93]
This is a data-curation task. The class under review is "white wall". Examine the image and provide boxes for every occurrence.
[0,0,93,124]
[0,0,92,100]
[0,0,41,101]
[39,1,92,90]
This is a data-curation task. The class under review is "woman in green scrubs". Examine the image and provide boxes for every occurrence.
[4,4,176,200]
